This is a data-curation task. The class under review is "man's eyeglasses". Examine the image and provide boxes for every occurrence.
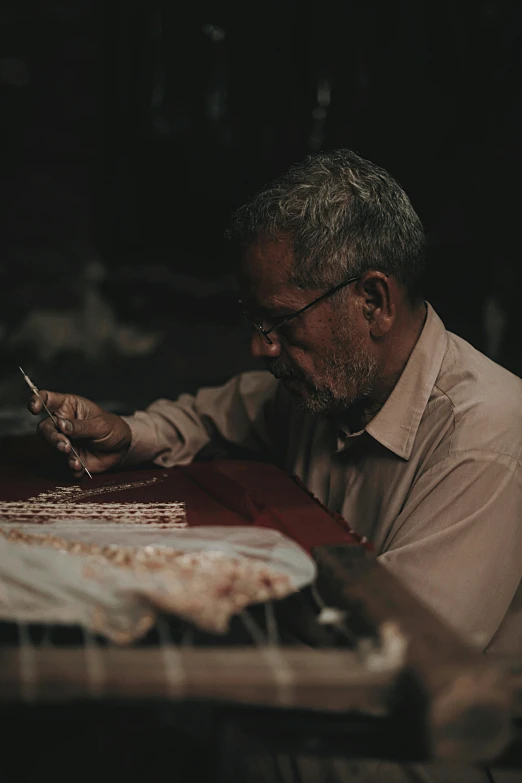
[239,275,361,345]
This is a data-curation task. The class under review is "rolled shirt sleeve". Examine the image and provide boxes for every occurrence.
[121,371,283,468]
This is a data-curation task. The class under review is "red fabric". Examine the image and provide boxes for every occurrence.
[0,436,366,554]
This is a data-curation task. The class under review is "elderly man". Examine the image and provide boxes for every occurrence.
[31,149,522,661]
[31,149,522,653]
[29,148,522,781]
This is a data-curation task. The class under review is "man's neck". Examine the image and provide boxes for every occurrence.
[341,399,383,433]
[339,301,428,432]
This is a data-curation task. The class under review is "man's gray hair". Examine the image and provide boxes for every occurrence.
[226,149,426,302]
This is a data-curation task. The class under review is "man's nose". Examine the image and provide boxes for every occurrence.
[250,330,282,359]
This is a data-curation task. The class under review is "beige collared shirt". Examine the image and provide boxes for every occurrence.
[124,304,522,656]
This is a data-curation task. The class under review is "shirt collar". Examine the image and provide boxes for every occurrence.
[336,303,448,460]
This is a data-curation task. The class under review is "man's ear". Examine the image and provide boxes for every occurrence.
[358,272,394,338]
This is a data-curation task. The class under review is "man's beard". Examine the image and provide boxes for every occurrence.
[267,335,378,416]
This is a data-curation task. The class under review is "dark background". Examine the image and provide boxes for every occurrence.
[1,0,521,432]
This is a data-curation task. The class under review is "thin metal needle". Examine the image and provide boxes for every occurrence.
[19,365,93,479]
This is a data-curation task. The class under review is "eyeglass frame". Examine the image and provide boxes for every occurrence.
[239,275,362,345]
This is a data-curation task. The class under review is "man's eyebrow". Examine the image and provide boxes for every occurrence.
[258,302,289,315]
[244,299,293,316]
[264,306,300,322]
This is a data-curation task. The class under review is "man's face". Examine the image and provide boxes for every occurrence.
[240,236,379,415]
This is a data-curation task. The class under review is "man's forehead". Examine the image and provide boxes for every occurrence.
[240,235,293,283]
[239,235,301,303]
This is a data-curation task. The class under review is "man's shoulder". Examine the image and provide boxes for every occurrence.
[437,331,522,407]
[433,332,522,460]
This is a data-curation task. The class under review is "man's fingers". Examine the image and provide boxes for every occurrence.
[38,420,86,476]
[37,418,70,451]
[58,416,108,441]
[36,410,107,443]
[68,455,84,476]
[27,393,42,414]
[58,418,73,434]
[28,390,72,417]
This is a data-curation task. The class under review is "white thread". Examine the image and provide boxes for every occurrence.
[311,585,358,644]
[363,622,408,673]
[18,622,37,703]
[310,582,327,609]
[264,601,279,646]
[181,626,195,647]
[239,611,294,706]
[317,607,347,626]
[157,618,186,699]
[82,627,105,698]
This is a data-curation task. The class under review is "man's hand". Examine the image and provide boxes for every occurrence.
[28,391,132,478]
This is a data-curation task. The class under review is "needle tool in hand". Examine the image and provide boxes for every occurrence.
[19,365,93,479]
